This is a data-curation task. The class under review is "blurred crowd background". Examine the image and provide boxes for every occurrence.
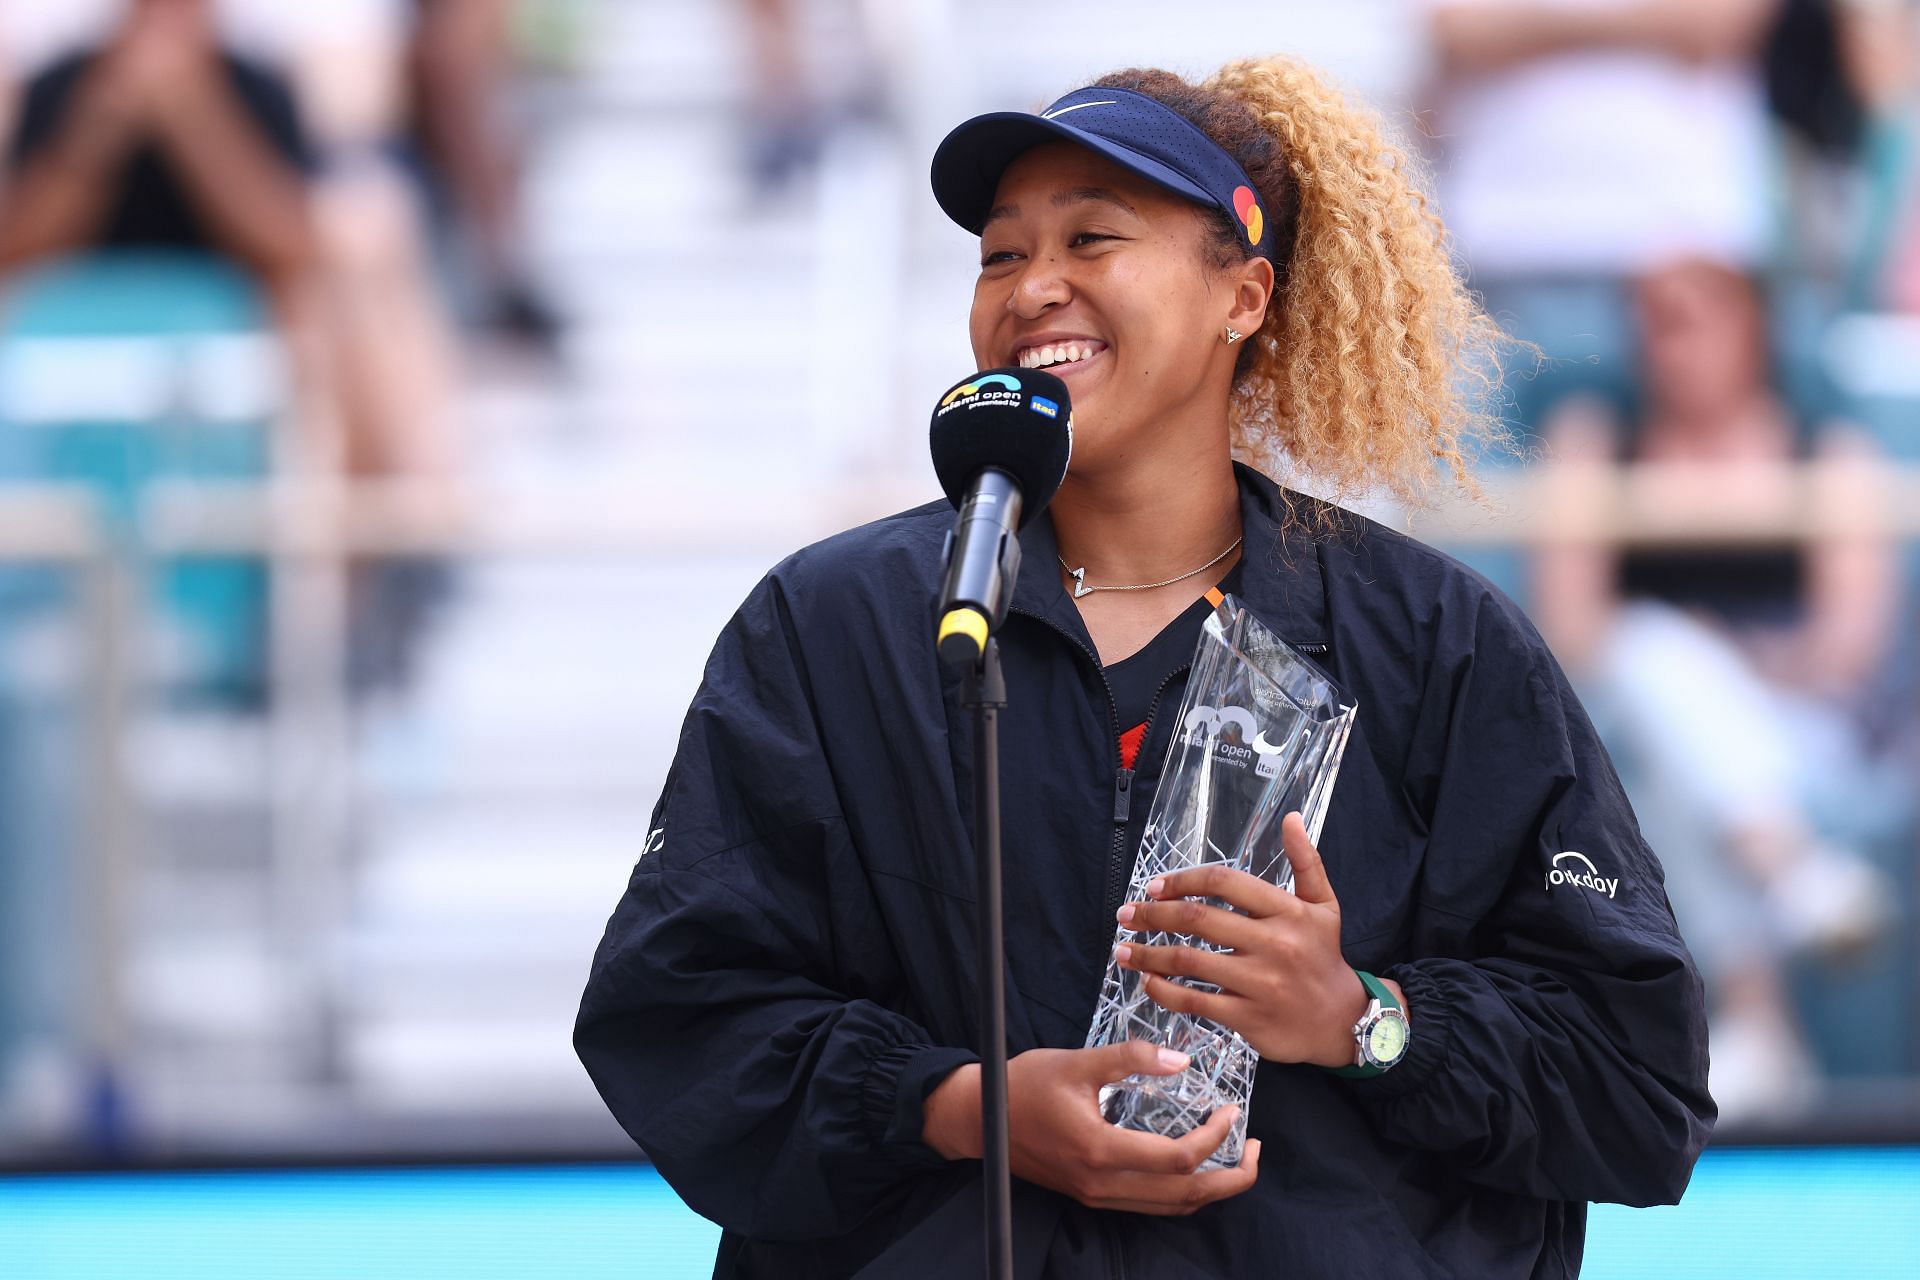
[0,0,1917,1174]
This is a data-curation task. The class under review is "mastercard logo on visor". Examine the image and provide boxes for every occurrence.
[1232,186,1263,247]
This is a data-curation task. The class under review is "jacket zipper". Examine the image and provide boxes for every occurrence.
[1008,606,1193,943]
[1105,664,1190,919]
[1008,609,1132,930]
[1007,608,1136,1280]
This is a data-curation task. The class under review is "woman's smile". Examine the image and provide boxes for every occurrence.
[1015,341,1109,381]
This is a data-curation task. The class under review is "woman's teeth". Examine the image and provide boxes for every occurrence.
[1019,343,1101,370]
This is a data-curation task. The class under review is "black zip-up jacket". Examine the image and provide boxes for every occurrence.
[575,464,1714,1278]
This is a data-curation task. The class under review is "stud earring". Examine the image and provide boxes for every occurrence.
[1224,327,1244,345]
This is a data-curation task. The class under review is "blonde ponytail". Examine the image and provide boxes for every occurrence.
[1095,57,1517,528]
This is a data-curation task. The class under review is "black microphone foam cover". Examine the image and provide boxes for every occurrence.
[928,367,1072,528]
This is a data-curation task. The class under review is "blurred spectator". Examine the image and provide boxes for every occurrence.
[739,0,821,192]
[254,1,463,480]
[258,0,465,693]
[0,29,17,146]
[0,0,460,695]
[1419,0,1779,430]
[409,0,560,347]
[0,0,315,292]
[1768,0,1874,158]
[1820,0,1920,311]
[733,0,888,196]
[1765,0,1920,303]
[0,0,479,489]
[1531,257,1903,1121]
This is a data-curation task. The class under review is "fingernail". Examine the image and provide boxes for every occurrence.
[1112,943,1132,965]
[1157,1048,1190,1071]
[1115,903,1135,923]
[1146,878,1166,897]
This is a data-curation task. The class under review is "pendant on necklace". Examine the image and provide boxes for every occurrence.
[1067,566,1093,598]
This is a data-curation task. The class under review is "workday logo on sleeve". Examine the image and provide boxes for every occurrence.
[1545,851,1618,900]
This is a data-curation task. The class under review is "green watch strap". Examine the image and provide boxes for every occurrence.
[1356,969,1399,1010]
[1330,969,1404,1079]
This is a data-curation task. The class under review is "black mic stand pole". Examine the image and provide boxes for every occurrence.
[962,637,1014,1280]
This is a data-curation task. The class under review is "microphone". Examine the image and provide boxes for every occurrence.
[929,367,1073,666]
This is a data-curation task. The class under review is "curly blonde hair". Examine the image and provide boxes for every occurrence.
[1092,58,1517,530]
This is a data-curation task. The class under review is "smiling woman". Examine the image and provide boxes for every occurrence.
[576,52,1711,1280]
[928,63,1521,670]
[943,62,1514,533]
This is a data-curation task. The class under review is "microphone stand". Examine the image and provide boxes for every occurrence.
[962,638,1014,1280]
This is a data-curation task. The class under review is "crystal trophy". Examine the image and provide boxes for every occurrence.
[1083,593,1357,1171]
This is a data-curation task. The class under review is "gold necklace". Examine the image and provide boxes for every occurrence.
[1058,537,1242,599]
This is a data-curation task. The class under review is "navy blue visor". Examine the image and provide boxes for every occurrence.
[930,85,1276,261]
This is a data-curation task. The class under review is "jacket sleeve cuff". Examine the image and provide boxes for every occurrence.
[862,1042,981,1157]
[1338,962,1455,1101]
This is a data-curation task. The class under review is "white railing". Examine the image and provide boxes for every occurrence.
[4,463,1919,1143]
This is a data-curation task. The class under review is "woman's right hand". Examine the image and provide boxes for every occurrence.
[921,1041,1261,1216]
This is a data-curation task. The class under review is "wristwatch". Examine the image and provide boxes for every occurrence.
[1332,970,1409,1079]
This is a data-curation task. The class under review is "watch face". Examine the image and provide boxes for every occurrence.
[1367,1010,1409,1065]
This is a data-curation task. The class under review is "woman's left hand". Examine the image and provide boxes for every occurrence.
[1113,811,1397,1068]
